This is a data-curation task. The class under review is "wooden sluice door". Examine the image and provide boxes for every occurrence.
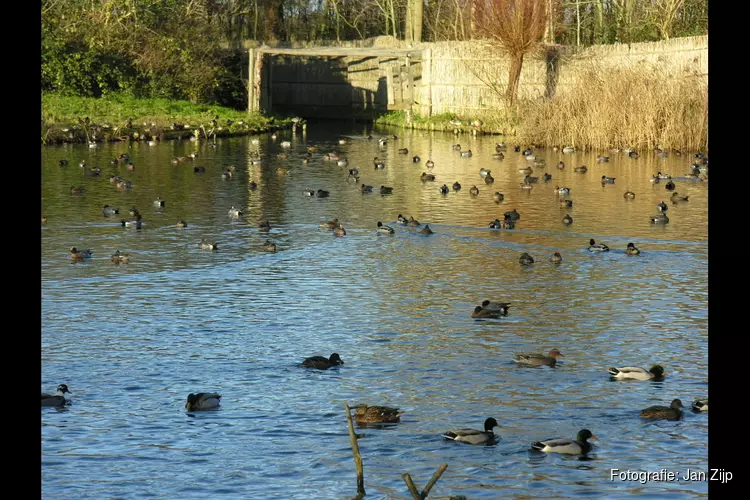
[386,63,414,110]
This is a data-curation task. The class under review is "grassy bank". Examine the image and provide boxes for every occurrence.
[42,93,290,144]
[374,111,517,136]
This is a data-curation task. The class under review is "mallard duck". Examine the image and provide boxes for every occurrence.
[452,181,462,191]
[59,159,69,167]
[562,214,573,225]
[380,186,393,195]
[470,186,479,196]
[228,206,243,218]
[493,192,504,202]
[597,155,610,163]
[307,145,320,153]
[397,214,409,225]
[488,219,503,229]
[556,161,565,170]
[471,306,503,318]
[522,148,533,156]
[495,142,507,152]
[460,150,472,158]
[452,144,461,151]
[320,218,340,229]
[665,180,675,191]
[554,186,570,195]
[407,217,420,227]
[588,239,609,252]
[127,162,136,171]
[420,173,435,182]
[316,189,330,198]
[70,186,85,195]
[397,148,408,155]
[670,192,689,203]
[514,349,563,367]
[109,175,123,185]
[352,405,404,424]
[70,247,92,260]
[523,175,539,184]
[425,160,435,168]
[443,418,499,445]
[608,365,665,381]
[154,198,166,208]
[348,168,359,178]
[301,353,344,369]
[193,166,206,173]
[439,184,450,194]
[336,158,348,167]
[116,180,132,190]
[625,242,640,255]
[504,209,520,221]
[419,224,433,235]
[176,220,188,228]
[480,301,510,315]
[249,181,258,190]
[657,201,668,212]
[198,239,218,250]
[484,173,495,184]
[601,176,616,184]
[641,399,683,420]
[128,207,140,217]
[657,172,672,179]
[79,160,87,168]
[111,250,130,264]
[121,214,143,229]
[692,399,708,412]
[412,156,421,163]
[259,221,272,232]
[325,152,340,161]
[185,393,221,411]
[42,384,71,407]
[562,146,575,154]
[542,173,552,182]
[479,168,491,177]
[334,224,347,237]
[519,252,535,265]
[519,166,533,175]
[262,240,277,253]
[377,221,395,235]
[629,151,640,159]
[85,167,102,177]
[574,165,588,173]
[360,184,374,193]
[650,213,670,224]
[303,189,315,197]
[492,152,505,160]
[624,191,636,199]
[102,205,120,217]
[532,429,597,455]
[550,252,563,263]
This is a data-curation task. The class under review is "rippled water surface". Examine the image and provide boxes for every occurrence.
[42,123,708,499]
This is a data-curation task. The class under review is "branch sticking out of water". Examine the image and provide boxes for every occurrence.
[402,463,449,500]
[344,402,366,497]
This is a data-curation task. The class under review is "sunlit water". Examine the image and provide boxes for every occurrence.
[42,123,708,499]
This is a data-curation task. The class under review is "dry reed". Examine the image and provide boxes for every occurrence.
[517,62,708,151]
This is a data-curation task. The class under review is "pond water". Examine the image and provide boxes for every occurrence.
[42,122,708,499]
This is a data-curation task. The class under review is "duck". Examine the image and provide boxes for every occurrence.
[377,185,394,195]
[129,207,140,217]
[523,175,539,184]
[301,353,344,370]
[407,217,421,227]
[316,189,330,198]
[348,168,359,178]
[198,239,218,250]
[110,250,130,264]
[249,181,258,190]
[42,216,47,225]
[480,301,510,315]
[495,142,507,152]
[420,173,436,182]
[70,247,93,260]
[519,252,535,265]
[378,137,388,147]
[126,162,136,171]
[334,224,347,237]
[59,159,69,167]
[549,252,563,263]
[492,152,505,160]
[588,239,609,252]
[262,240,277,253]
[221,169,233,180]
[439,184,450,194]
[488,219,503,229]
[154,198,166,208]
[657,172,672,179]
[320,218,340,229]
[471,306,503,318]
[597,155,610,163]
[629,150,640,159]
[228,206,243,218]
[397,214,409,225]
[85,167,102,177]
[519,166,533,175]
[623,191,636,199]
[670,192,689,203]
[116,180,132,190]
[442,418,499,445]
[412,156,421,163]
[531,429,597,455]
[650,213,670,224]
[109,175,123,185]
[514,349,564,367]
[484,173,495,184]
[377,221,395,235]
[574,165,588,173]
[562,146,575,154]
[470,186,479,196]
[692,399,708,412]
[650,175,661,184]
[102,205,120,217]
[460,150,472,158]
[657,201,668,212]
[193,166,206,173]
[554,186,570,195]
[542,173,552,182]
[41,384,71,407]
[352,405,404,424]
[336,158,349,167]
[493,192,504,202]
[176,220,188,228]
[665,180,676,191]
[360,184,374,193]
[398,148,409,155]
[522,148,533,156]
[425,160,435,169]
[504,209,520,221]
[479,168,491,177]
[640,399,683,420]
[601,176,616,184]
[308,145,321,152]
[121,214,143,229]
[185,393,221,411]
[608,365,665,381]
[303,189,315,197]
[419,224,433,235]
[259,221,272,232]
[625,242,641,255]
[70,186,85,195]
[452,181,462,191]
[452,144,461,151]
[556,161,565,170]
[562,214,573,225]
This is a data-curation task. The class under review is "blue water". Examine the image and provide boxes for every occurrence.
[42,123,708,499]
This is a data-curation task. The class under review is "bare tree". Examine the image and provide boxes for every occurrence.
[475,0,548,106]
[651,0,686,40]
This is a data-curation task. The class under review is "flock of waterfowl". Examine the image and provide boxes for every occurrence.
[45,126,708,479]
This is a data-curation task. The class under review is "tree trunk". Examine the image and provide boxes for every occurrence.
[413,0,423,42]
[406,0,413,42]
[506,52,524,107]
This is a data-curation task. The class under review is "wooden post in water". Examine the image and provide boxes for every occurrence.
[423,48,432,117]
[344,402,366,497]
[402,463,448,500]
[248,48,256,113]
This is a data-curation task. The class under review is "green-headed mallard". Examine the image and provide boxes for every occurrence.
[439,184,450,194]
[588,239,609,252]
[608,365,665,381]
[380,186,393,195]
[480,301,510,315]
[102,205,120,217]
[301,353,344,370]
[555,186,570,195]
[640,399,683,420]
[397,214,408,225]
[352,405,404,424]
[657,201,668,212]
[692,399,708,412]
[121,214,143,229]
[550,252,563,263]
[185,393,221,411]
[625,242,640,255]
[377,221,395,235]
[42,384,71,407]
[531,429,597,455]
[413,156,421,163]
[650,213,669,224]
[514,349,564,367]
[443,418,499,445]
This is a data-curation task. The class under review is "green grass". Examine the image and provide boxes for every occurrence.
[373,110,517,135]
